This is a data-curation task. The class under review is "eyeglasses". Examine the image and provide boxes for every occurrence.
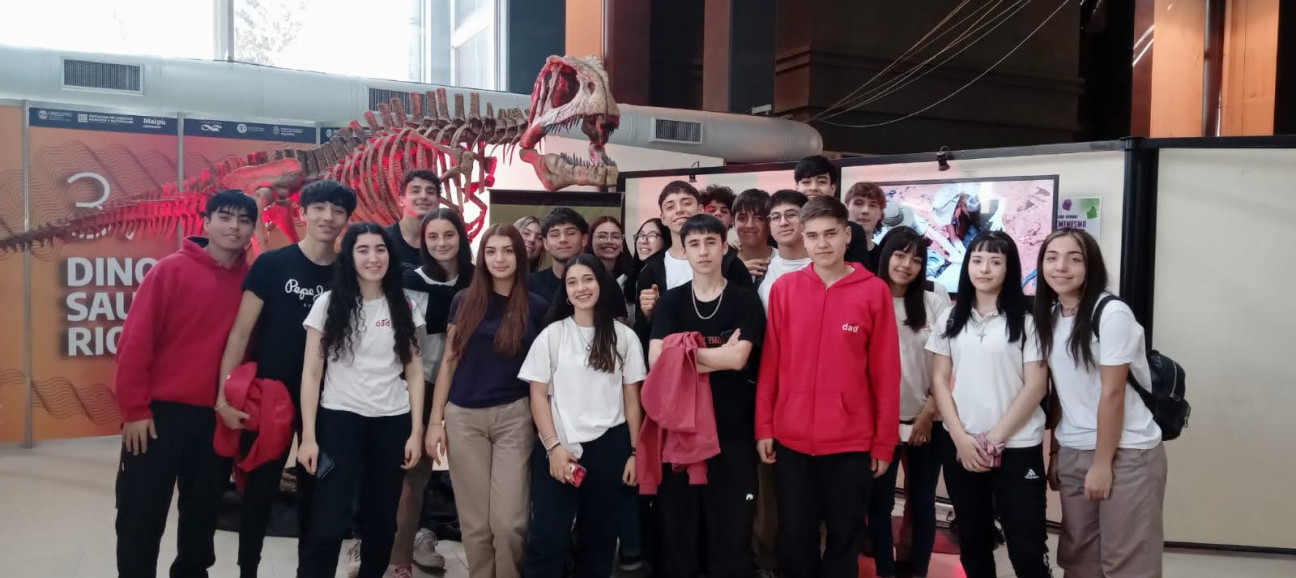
[767,210,801,223]
[634,232,662,242]
[595,233,624,242]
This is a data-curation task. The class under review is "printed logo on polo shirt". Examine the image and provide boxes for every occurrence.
[376,318,391,328]
[284,279,325,304]
[842,323,860,333]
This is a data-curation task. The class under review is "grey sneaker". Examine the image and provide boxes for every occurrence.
[343,540,362,578]
[383,564,413,578]
[412,528,446,569]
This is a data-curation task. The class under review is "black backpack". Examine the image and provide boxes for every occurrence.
[1093,295,1190,441]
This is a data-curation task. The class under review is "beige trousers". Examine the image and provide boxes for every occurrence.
[445,399,534,578]
[1057,443,1168,578]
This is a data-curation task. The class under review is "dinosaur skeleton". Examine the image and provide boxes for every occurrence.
[0,55,621,255]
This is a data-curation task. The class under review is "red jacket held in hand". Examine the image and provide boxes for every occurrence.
[214,363,295,490]
[756,263,901,461]
[114,237,248,421]
[636,332,721,495]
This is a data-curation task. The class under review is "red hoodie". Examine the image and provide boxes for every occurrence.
[636,332,721,495]
[755,262,901,460]
[115,237,249,421]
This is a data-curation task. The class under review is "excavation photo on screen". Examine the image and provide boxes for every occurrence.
[871,175,1058,295]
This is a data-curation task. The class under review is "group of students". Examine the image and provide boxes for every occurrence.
[113,155,1167,578]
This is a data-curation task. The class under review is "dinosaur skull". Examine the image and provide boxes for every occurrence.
[519,55,621,190]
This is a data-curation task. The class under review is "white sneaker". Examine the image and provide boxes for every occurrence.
[383,564,413,578]
[412,528,446,569]
[343,540,362,578]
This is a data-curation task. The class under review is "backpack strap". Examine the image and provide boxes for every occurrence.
[1092,294,1118,341]
[1089,294,1155,398]
[546,322,562,396]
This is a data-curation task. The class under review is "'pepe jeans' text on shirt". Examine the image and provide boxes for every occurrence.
[285,279,325,306]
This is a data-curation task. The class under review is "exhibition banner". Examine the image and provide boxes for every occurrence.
[182,116,316,250]
[27,106,180,440]
[0,104,26,443]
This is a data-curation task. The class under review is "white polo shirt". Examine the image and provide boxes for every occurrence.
[896,287,952,420]
[1050,298,1161,450]
[926,307,1045,448]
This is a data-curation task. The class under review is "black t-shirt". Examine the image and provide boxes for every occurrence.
[243,244,335,393]
[385,222,422,272]
[530,267,564,309]
[651,281,766,440]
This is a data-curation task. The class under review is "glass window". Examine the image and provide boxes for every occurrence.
[0,0,502,91]
[3,0,214,60]
[447,0,498,90]
[234,0,423,83]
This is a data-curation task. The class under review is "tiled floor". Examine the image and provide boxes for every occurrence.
[1,436,1293,577]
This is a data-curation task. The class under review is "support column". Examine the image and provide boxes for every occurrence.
[704,0,774,113]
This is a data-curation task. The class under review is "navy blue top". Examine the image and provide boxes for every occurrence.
[447,290,547,408]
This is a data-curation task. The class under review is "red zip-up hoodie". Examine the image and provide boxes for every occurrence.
[115,237,249,421]
[755,262,901,460]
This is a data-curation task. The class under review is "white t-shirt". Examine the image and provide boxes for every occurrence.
[1050,298,1161,450]
[896,287,952,420]
[664,250,693,290]
[518,318,648,458]
[926,308,1046,448]
[303,290,425,417]
[758,252,812,311]
[409,270,458,380]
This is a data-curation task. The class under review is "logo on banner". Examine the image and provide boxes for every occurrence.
[272,126,280,136]
[236,123,248,134]
[77,113,88,123]
[201,123,222,132]
[37,110,48,120]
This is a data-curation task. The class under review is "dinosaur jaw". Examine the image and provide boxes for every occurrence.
[519,113,620,189]
[519,144,619,190]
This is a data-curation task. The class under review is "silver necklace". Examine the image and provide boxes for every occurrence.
[691,281,727,320]
[570,318,593,351]
[969,309,997,343]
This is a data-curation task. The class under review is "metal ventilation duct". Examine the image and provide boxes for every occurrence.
[0,45,822,163]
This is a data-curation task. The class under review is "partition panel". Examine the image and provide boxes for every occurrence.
[1153,147,1296,549]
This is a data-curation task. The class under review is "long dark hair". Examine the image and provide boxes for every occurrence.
[322,223,419,365]
[877,227,932,332]
[544,254,624,373]
[419,208,473,282]
[585,215,633,278]
[450,224,531,358]
[1033,228,1108,368]
[943,231,1028,343]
